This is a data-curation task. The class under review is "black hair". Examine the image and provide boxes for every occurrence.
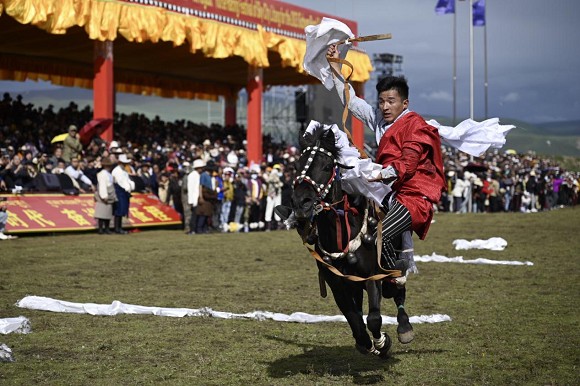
[376,75,409,100]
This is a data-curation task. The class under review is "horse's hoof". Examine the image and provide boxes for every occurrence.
[397,330,414,344]
[375,333,392,358]
[397,312,414,344]
[355,334,392,358]
[355,343,370,355]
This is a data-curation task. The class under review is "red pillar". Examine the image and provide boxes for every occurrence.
[94,40,114,143]
[246,66,263,166]
[351,82,365,150]
[224,92,237,127]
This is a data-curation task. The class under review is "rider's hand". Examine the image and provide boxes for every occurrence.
[326,44,342,76]
[379,165,398,187]
[326,44,339,59]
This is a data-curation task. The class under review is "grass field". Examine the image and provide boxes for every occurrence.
[1,208,579,385]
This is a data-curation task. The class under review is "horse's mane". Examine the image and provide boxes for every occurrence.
[298,123,340,159]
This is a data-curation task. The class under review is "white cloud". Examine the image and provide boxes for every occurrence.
[419,90,452,102]
[500,92,520,103]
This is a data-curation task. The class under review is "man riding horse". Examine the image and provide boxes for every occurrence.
[326,44,446,275]
[280,18,513,357]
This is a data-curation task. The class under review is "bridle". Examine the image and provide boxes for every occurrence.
[294,140,362,256]
[293,141,338,214]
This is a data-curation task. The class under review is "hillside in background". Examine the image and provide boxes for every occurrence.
[4,87,580,157]
[420,116,580,157]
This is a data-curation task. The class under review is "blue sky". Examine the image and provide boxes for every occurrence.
[2,0,579,124]
[288,0,580,124]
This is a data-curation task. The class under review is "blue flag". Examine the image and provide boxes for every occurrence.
[473,0,486,26]
[435,0,455,15]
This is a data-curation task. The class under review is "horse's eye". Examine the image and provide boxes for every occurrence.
[323,164,333,172]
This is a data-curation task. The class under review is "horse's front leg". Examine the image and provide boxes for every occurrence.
[394,287,414,344]
[365,280,392,357]
[317,263,371,352]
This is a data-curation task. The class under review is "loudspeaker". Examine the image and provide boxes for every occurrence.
[34,173,61,192]
[295,90,308,122]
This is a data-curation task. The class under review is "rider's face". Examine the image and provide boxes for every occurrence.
[378,89,408,124]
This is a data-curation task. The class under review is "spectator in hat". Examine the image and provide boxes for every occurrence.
[111,154,135,234]
[62,125,82,164]
[210,166,224,231]
[219,167,235,231]
[137,161,154,193]
[167,168,184,226]
[247,167,264,231]
[264,164,283,231]
[196,163,217,234]
[108,141,123,163]
[451,171,469,213]
[180,161,193,234]
[94,157,117,235]
[186,159,205,234]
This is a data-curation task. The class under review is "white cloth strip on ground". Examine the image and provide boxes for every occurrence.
[16,296,451,325]
[0,343,15,362]
[0,316,31,334]
[415,252,533,266]
[452,237,508,251]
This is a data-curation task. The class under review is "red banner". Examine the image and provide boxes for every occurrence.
[1,193,182,233]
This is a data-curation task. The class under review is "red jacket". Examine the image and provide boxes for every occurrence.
[376,112,446,239]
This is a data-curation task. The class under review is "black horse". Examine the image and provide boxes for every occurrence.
[278,124,414,357]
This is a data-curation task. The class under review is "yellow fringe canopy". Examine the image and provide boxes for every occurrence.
[0,0,373,99]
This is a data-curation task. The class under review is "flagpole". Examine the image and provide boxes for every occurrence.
[484,11,488,119]
[453,6,457,125]
[469,0,474,120]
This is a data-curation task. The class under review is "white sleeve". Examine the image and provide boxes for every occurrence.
[97,172,108,200]
[187,173,200,206]
[80,172,93,187]
[64,166,78,180]
[112,168,132,193]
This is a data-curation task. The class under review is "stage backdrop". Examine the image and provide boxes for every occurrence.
[1,193,182,233]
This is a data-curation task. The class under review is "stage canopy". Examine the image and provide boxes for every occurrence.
[0,0,373,101]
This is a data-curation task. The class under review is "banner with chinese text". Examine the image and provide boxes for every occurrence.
[1,193,182,233]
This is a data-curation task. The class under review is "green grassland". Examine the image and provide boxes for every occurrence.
[1,208,579,385]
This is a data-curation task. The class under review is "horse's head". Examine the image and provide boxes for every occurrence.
[292,123,341,221]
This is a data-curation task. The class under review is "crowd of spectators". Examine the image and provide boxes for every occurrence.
[441,147,579,214]
[0,93,578,234]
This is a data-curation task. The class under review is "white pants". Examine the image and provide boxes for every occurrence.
[264,194,281,222]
